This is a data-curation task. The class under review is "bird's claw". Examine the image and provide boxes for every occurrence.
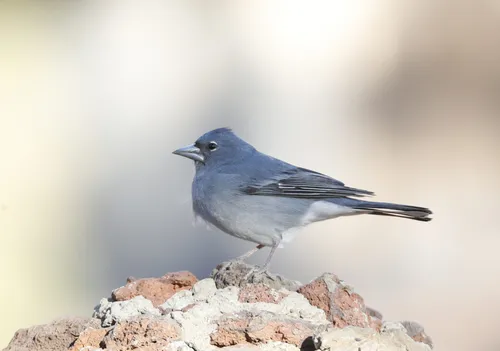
[243,266,268,281]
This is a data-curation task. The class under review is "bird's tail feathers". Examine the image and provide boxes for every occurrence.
[351,200,432,222]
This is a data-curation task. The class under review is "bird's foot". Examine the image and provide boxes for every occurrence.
[243,266,270,281]
[243,267,258,281]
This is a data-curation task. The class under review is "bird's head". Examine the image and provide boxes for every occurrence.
[173,128,255,167]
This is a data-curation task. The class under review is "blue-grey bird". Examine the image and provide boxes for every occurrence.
[173,128,432,270]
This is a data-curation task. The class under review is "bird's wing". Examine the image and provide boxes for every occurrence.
[242,167,374,199]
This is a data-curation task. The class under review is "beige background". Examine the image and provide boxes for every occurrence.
[1,1,499,350]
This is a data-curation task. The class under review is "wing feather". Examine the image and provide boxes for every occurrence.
[242,167,374,199]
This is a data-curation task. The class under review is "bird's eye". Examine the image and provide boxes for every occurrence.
[208,141,218,151]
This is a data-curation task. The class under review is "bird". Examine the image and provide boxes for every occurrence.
[173,128,432,270]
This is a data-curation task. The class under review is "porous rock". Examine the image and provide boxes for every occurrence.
[400,320,434,348]
[238,284,289,303]
[69,317,181,351]
[210,311,322,348]
[166,280,328,350]
[4,317,100,351]
[101,316,180,350]
[314,324,432,351]
[211,261,301,291]
[164,340,195,351]
[69,327,108,351]
[93,295,161,327]
[297,273,374,329]
[112,271,197,307]
[5,264,433,351]
[159,278,218,312]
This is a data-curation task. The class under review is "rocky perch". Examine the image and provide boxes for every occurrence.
[4,261,433,351]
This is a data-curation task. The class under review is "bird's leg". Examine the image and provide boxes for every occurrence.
[235,244,265,261]
[218,244,265,273]
[261,241,280,271]
[244,240,281,280]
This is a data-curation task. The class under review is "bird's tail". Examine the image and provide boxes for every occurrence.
[349,200,432,222]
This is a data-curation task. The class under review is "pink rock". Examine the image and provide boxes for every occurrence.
[112,271,197,307]
[238,284,288,303]
[298,273,375,329]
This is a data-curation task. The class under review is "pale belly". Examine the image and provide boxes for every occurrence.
[193,189,357,247]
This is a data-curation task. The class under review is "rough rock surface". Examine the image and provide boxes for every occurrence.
[210,311,323,348]
[69,327,107,351]
[94,295,162,327]
[314,324,431,351]
[4,317,100,351]
[4,264,433,351]
[101,316,180,350]
[297,273,376,330]
[401,321,434,348]
[112,271,197,307]
[238,284,289,303]
[212,261,302,291]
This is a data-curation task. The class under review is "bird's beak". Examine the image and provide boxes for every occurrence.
[172,143,205,163]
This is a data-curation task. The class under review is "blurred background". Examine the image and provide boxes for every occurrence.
[1,0,499,349]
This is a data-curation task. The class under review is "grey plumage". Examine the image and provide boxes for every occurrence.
[173,128,432,269]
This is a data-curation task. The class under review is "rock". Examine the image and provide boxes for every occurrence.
[297,273,373,329]
[382,321,409,333]
[5,263,433,351]
[160,278,219,313]
[246,318,314,347]
[400,321,434,349]
[210,311,321,348]
[93,295,161,327]
[220,345,260,350]
[366,306,383,320]
[192,278,218,301]
[259,342,301,351]
[112,271,197,307]
[314,325,432,351]
[366,306,383,331]
[69,327,108,351]
[211,261,301,291]
[165,340,195,351]
[100,316,180,350]
[210,313,249,346]
[220,342,302,350]
[238,284,288,303]
[382,320,433,347]
[166,284,328,351]
[160,290,195,311]
[4,317,100,351]
[71,316,181,351]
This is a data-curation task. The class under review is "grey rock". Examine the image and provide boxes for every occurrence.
[259,342,300,350]
[211,261,302,291]
[5,262,433,351]
[220,345,259,350]
[160,290,195,311]
[3,317,100,351]
[93,295,161,327]
[165,340,195,351]
[163,280,328,351]
[381,321,408,333]
[400,320,434,349]
[366,306,383,320]
[314,326,432,351]
[192,278,218,301]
